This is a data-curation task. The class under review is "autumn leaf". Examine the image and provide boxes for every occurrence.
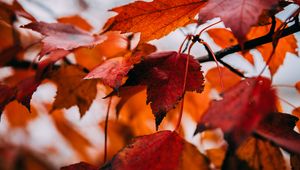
[222,136,286,170]
[74,31,128,70]
[205,66,241,92]
[22,22,106,56]
[58,15,93,31]
[255,112,300,154]
[61,162,97,170]
[183,84,212,121]
[208,20,297,76]
[0,85,16,116]
[3,100,38,128]
[0,1,22,66]
[104,0,206,42]
[291,153,300,170]
[295,81,300,93]
[207,28,254,64]
[49,66,97,117]
[102,131,209,170]
[15,76,41,110]
[195,77,276,146]
[85,43,156,89]
[198,0,279,44]
[206,147,226,169]
[124,51,204,127]
[246,19,297,75]
[292,107,300,130]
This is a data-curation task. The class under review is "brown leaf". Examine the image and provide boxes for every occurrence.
[104,0,206,42]
[49,65,97,117]
[291,153,300,170]
[102,131,209,170]
[232,137,286,170]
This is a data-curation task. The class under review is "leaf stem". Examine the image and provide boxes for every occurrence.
[104,97,112,164]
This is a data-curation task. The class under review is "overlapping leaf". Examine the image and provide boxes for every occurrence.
[104,0,206,42]
[255,112,300,154]
[22,22,106,56]
[85,43,156,89]
[49,66,97,117]
[208,19,298,75]
[102,131,209,170]
[124,51,204,127]
[198,0,279,44]
[222,136,287,170]
[205,66,241,92]
[195,77,276,146]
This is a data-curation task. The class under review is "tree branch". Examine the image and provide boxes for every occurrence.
[198,22,300,63]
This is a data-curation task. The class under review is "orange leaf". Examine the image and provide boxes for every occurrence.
[292,107,300,130]
[58,15,92,31]
[75,31,128,70]
[4,100,38,128]
[184,84,212,121]
[295,81,300,93]
[104,0,206,42]
[207,28,254,64]
[206,147,226,169]
[205,66,241,92]
[246,19,297,75]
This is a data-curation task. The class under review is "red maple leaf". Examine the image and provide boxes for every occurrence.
[124,51,204,127]
[195,77,276,147]
[198,0,278,44]
[256,112,300,154]
[102,131,209,170]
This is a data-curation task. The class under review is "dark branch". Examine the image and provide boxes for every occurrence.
[198,22,300,63]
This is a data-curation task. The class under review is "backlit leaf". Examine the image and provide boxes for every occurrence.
[22,22,106,56]
[104,0,206,42]
[102,131,209,170]
[195,77,276,146]
[198,0,279,44]
[124,51,204,127]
